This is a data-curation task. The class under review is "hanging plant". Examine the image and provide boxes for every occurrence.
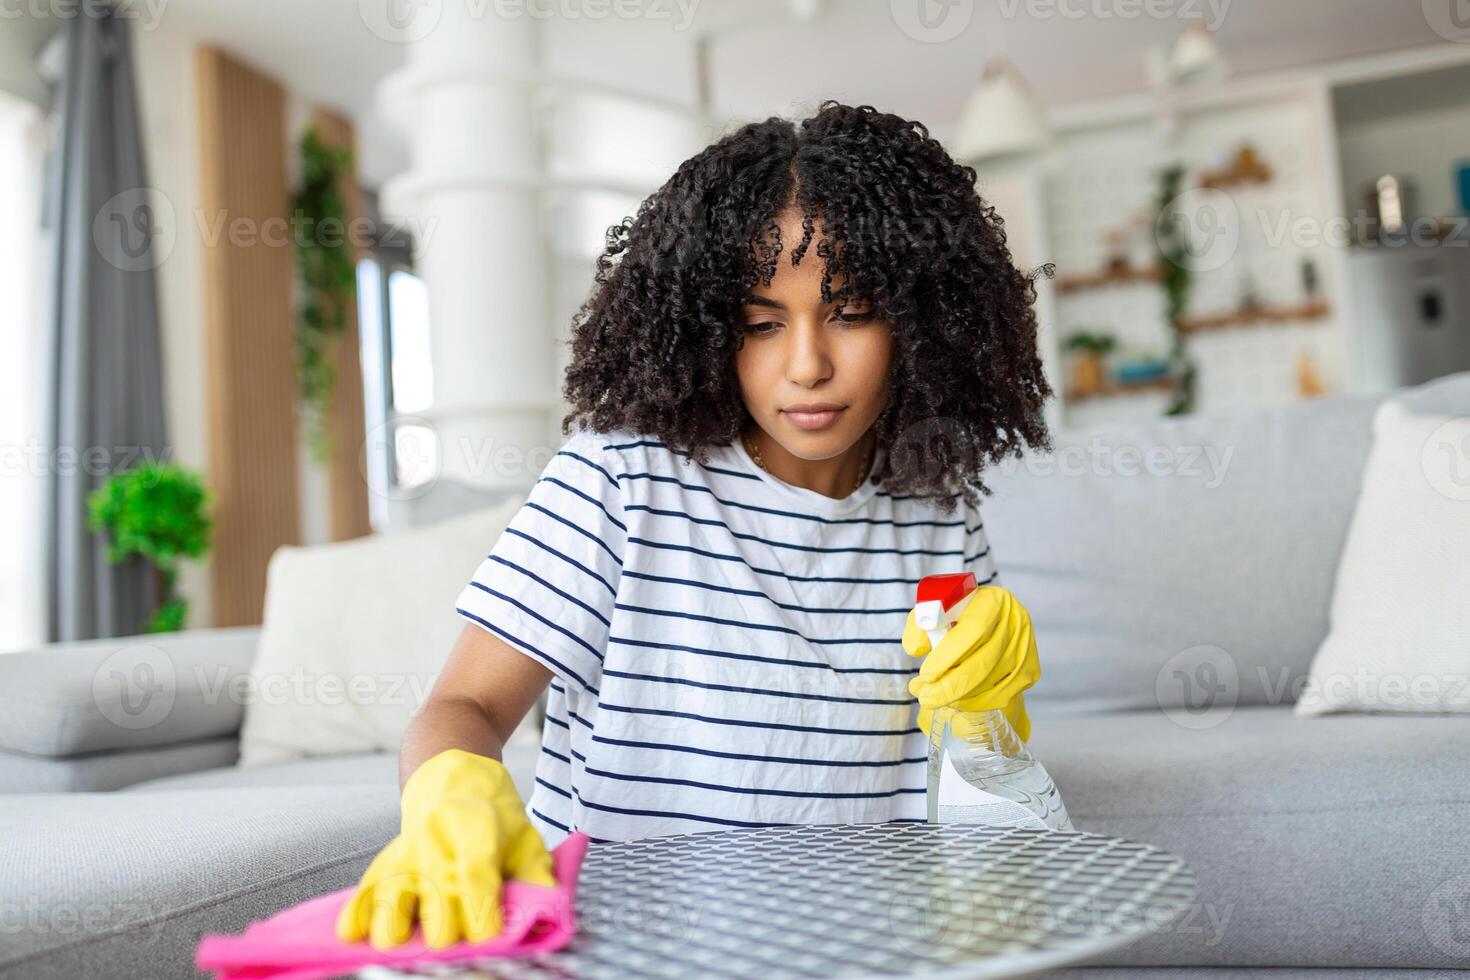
[88,463,214,633]
[292,126,358,464]
[1153,163,1197,416]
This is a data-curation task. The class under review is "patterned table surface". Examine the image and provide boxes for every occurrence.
[360,822,1196,980]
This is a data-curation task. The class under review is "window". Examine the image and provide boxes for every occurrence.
[356,243,435,531]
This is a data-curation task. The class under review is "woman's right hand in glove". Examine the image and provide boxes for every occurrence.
[335,748,556,950]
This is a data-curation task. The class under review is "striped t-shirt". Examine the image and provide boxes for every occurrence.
[454,430,1000,847]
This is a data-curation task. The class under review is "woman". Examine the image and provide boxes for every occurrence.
[339,100,1053,950]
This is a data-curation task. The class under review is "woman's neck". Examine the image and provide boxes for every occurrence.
[743,425,874,499]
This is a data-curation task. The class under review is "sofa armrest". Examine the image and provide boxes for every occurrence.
[0,626,260,758]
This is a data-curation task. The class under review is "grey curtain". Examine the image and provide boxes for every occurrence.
[41,6,168,641]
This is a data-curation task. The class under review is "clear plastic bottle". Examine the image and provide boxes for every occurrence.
[925,706,1072,830]
[913,572,1072,831]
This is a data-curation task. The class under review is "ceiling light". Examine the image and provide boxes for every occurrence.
[950,57,1054,163]
[1151,23,1229,87]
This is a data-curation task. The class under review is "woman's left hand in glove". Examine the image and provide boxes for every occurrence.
[901,584,1040,742]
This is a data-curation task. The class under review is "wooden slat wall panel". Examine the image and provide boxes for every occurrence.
[196,46,301,626]
[310,108,372,542]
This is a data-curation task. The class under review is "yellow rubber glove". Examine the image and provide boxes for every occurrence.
[335,748,556,950]
[902,585,1040,743]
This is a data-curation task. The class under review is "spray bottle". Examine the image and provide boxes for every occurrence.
[915,573,1072,831]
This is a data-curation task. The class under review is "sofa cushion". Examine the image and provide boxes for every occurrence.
[1028,706,1470,969]
[239,500,522,767]
[981,370,1470,716]
[0,627,260,756]
[1296,398,1470,717]
[0,785,399,980]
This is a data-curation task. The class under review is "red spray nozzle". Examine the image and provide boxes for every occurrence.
[916,573,977,610]
[914,573,979,644]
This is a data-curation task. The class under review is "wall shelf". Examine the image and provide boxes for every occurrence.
[1055,263,1163,294]
[1198,160,1273,190]
[1175,299,1331,334]
[1066,375,1175,403]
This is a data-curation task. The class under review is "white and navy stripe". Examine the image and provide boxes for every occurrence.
[455,430,1000,847]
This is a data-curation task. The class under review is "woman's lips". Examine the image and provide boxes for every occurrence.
[781,404,847,431]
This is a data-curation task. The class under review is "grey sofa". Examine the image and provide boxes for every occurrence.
[3,371,1469,980]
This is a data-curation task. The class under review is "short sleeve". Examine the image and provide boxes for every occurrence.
[454,433,626,696]
[967,500,1001,590]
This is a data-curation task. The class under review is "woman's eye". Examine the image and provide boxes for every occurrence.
[742,321,781,334]
[834,311,872,323]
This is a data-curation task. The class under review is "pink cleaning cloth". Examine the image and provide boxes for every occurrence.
[196,832,590,980]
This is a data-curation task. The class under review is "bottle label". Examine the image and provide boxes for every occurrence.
[936,750,1049,830]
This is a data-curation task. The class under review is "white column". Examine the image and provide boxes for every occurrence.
[379,8,554,499]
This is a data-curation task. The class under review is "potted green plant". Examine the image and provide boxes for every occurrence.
[1063,330,1117,398]
[87,462,214,633]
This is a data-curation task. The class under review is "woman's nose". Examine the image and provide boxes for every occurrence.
[784,321,833,389]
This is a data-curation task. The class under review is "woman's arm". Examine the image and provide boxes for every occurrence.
[399,622,552,790]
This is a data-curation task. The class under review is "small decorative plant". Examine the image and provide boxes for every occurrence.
[292,125,358,464]
[1064,330,1117,398]
[87,463,213,633]
[1063,331,1117,357]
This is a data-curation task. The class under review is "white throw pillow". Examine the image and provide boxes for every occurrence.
[1295,399,1470,716]
[238,499,534,766]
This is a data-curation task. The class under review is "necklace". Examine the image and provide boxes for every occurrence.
[743,432,873,497]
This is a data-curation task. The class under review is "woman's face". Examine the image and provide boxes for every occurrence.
[735,208,893,463]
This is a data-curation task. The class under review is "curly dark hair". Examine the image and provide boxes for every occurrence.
[562,100,1054,506]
